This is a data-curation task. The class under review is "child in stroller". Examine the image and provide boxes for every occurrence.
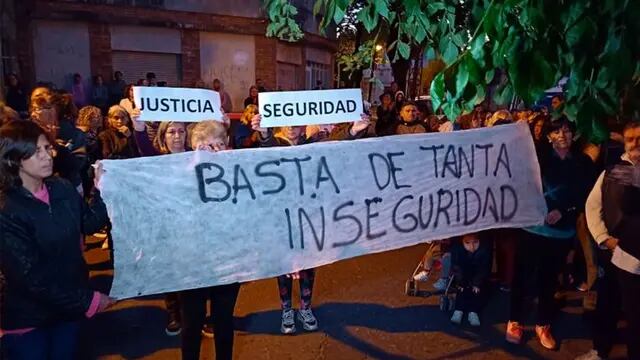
[449,232,491,327]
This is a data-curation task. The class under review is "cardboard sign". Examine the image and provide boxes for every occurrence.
[100,123,546,299]
[133,86,222,122]
[258,89,363,127]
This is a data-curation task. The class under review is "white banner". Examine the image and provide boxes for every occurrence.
[100,123,546,299]
[133,86,222,122]
[258,89,364,127]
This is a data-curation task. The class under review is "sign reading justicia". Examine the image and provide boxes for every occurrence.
[133,86,223,122]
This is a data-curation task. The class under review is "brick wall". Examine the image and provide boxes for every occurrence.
[180,30,200,87]
[18,1,336,90]
[88,23,112,80]
[254,36,277,90]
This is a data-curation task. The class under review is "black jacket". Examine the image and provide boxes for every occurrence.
[538,150,597,232]
[603,160,640,259]
[451,240,492,288]
[0,177,108,330]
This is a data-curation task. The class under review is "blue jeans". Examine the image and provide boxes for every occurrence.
[1,322,80,360]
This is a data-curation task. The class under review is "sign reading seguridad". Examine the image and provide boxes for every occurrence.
[133,86,223,122]
[258,89,364,128]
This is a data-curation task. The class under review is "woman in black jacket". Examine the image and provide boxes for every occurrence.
[0,121,113,359]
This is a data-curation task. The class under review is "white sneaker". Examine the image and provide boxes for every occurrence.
[574,349,603,360]
[450,310,463,324]
[280,309,296,334]
[433,278,448,291]
[468,312,481,326]
[413,270,430,282]
[297,308,319,331]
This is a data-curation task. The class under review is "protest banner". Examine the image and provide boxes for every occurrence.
[133,86,223,122]
[100,123,546,299]
[258,89,363,127]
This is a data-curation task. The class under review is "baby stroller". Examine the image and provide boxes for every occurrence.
[405,243,438,297]
[439,275,456,312]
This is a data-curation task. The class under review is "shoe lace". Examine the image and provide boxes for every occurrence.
[283,310,294,322]
[299,309,315,322]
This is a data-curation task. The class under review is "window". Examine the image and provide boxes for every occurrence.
[305,61,331,89]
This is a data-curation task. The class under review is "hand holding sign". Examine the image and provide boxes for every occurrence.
[350,114,371,136]
[130,109,146,132]
[251,114,268,138]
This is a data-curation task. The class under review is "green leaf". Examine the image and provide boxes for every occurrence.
[465,56,481,84]
[398,41,411,59]
[375,0,390,18]
[494,84,514,106]
[455,62,470,99]
[427,2,445,15]
[415,25,427,43]
[452,33,465,48]
[442,101,460,122]
[430,72,446,111]
[485,69,495,83]
[594,69,610,90]
[470,34,486,66]
[333,3,346,25]
[443,42,458,64]
[358,6,379,33]
[313,0,326,17]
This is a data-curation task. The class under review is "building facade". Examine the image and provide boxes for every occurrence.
[8,0,336,112]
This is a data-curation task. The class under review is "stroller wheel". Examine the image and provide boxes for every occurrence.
[405,279,416,296]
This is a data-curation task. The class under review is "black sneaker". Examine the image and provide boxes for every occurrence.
[201,324,214,338]
[165,320,181,336]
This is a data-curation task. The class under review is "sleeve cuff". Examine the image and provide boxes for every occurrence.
[85,291,101,318]
[594,234,611,247]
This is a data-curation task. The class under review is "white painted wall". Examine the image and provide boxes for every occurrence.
[32,21,91,90]
[200,32,255,112]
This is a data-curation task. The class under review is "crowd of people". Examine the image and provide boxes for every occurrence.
[0,72,638,360]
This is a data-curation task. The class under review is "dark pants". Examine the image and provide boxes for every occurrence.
[1,322,79,360]
[509,230,571,326]
[593,250,621,358]
[179,283,240,360]
[454,286,482,313]
[618,267,640,360]
[277,268,315,310]
[165,292,181,323]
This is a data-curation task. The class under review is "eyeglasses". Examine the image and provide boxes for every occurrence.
[197,142,227,151]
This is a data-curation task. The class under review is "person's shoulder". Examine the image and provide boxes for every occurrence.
[45,176,76,195]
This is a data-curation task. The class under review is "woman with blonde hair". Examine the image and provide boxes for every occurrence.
[229,104,260,149]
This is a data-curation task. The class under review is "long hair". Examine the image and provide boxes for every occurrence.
[29,86,54,114]
[123,84,135,103]
[0,121,47,202]
[241,104,258,125]
[154,121,186,154]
